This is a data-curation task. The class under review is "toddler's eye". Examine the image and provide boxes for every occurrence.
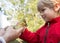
[41,9,45,12]
[39,8,45,13]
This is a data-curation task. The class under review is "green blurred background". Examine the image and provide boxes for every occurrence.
[0,0,45,43]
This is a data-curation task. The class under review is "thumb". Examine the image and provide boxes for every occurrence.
[17,27,26,34]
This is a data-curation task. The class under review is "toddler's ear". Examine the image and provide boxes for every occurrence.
[54,3,60,12]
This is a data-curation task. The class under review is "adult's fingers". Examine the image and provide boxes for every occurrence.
[4,26,9,31]
[17,27,26,34]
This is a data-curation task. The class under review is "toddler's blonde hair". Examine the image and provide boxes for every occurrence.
[37,0,60,13]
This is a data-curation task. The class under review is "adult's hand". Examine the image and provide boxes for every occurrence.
[3,26,26,43]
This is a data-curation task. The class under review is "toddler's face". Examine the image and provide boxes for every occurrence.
[39,6,56,22]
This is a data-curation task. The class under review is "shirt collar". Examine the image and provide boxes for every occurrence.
[45,17,60,25]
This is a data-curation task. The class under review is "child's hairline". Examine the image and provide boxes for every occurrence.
[37,0,54,11]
